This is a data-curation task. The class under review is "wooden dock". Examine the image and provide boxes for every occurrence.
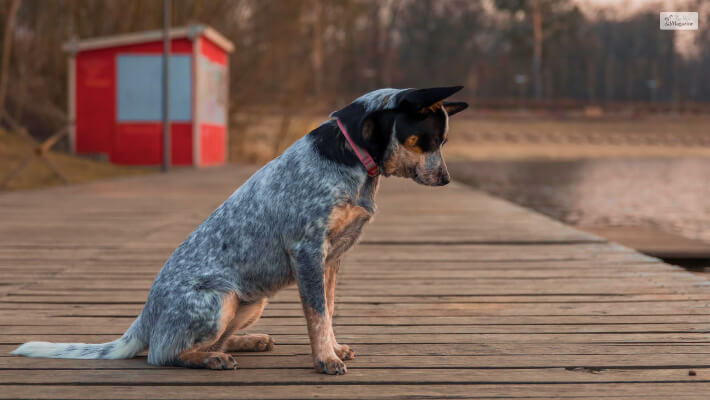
[1,166,709,399]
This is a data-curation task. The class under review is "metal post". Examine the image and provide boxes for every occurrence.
[161,0,171,172]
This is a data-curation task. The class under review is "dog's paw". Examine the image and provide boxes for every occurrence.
[334,343,355,360]
[205,353,238,370]
[252,334,275,352]
[225,334,275,352]
[314,357,347,375]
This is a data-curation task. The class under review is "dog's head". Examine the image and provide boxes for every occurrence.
[330,86,467,186]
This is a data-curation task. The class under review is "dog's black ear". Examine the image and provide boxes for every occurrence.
[400,86,464,113]
[443,101,468,116]
[330,102,368,145]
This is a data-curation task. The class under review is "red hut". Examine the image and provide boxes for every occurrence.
[63,25,233,166]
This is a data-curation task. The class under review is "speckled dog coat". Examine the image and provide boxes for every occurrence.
[12,86,468,374]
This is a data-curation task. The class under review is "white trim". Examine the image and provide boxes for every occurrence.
[62,25,234,54]
[192,38,201,167]
[67,55,76,153]
[224,56,230,164]
[203,26,235,53]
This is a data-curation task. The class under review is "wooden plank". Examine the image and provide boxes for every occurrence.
[0,165,708,399]
[4,343,710,358]
[5,313,710,325]
[3,332,710,346]
[3,322,710,335]
[3,353,710,369]
[0,368,708,385]
[2,383,710,400]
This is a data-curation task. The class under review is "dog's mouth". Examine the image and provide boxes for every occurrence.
[412,171,431,186]
[412,170,449,186]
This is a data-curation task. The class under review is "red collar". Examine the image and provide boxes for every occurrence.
[333,118,379,177]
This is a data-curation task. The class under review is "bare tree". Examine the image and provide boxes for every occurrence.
[0,0,21,116]
[312,0,324,96]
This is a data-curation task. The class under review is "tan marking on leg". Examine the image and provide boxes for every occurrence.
[234,298,268,329]
[219,292,239,331]
[203,292,240,352]
[303,304,345,375]
[224,334,275,352]
[220,298,272,352]
[324,261,355,361]
[177,351,237,370]
[176,293,241,369]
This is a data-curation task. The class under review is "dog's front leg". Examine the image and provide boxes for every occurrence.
[325,260,355,360]
[292,246,346,375]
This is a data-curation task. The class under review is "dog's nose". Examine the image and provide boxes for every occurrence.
[439,175,450,186]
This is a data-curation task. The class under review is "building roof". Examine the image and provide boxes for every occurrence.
[62,24,234,54]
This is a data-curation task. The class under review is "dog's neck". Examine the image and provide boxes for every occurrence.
[308,120,362,170]
[306,123,380,212]
[334,118,378,177]
[311,112,397,166]
[356,175,380,214]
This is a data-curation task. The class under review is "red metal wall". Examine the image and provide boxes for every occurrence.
[74,38,195,165]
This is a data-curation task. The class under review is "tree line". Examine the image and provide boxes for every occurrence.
[0,0,708,136]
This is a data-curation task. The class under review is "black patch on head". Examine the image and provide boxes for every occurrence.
[394,107,448,153]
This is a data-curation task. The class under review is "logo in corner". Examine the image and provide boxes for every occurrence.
[660,12,698,30]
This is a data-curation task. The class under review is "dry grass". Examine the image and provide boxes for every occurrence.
[0,131,154,192]
[228,113,710,164]
[229,112,325,164]
[3,113,708,192]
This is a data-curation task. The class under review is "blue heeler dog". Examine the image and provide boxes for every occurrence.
[12,86,468,374]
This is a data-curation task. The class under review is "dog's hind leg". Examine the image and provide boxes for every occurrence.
[223,298,275,352]
[148,291,241,370]
[324,260,354,360]
[224,334,274,352]
[176,350,238,370]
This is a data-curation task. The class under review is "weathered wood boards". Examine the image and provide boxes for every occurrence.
[0,166,708,399]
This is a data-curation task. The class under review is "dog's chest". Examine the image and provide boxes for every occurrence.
[325,203,372,262]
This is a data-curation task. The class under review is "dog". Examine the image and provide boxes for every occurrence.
[12,86,467,375]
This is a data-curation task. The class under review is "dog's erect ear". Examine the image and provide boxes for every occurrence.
[400,86,463,113]
[443,101,468,116]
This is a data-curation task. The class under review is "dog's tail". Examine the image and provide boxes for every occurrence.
[11,315,146,360]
